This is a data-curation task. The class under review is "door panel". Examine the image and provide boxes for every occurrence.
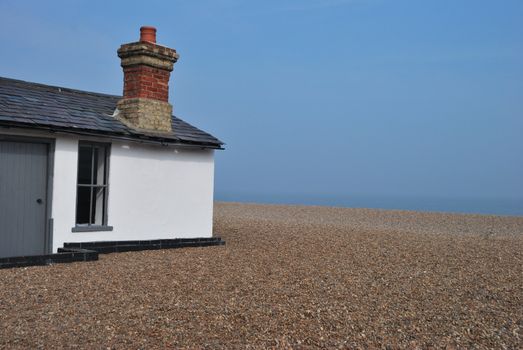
[0,140,48,258]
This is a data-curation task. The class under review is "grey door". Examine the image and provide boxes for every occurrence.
[0,140,49,258]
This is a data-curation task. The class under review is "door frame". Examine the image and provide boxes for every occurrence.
[0,134,55,254]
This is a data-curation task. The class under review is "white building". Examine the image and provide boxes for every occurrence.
[0,27,223,259]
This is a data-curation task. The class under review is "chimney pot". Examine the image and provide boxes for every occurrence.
[140,26,157,43]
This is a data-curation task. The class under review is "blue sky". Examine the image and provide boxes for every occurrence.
[1,0,522,204]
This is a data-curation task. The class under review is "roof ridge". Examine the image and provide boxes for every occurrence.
[0,76,122,99]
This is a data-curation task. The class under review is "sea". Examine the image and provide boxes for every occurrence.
[215,193,523,217]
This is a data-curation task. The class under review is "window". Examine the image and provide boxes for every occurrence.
[74,142,111,229]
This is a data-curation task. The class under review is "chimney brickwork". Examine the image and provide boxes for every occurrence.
[116,27,179,133]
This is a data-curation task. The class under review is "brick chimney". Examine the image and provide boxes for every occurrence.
[116,26,179,133]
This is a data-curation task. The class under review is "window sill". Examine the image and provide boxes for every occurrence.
[71,225,113,233]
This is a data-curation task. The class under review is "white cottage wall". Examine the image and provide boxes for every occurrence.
[51,137,215,252]
[0,129,216,252]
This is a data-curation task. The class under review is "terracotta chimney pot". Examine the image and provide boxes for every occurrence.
[140,26,157,43]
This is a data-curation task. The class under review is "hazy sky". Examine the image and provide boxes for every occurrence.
[1,0,522,201]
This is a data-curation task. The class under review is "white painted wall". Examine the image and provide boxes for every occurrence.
[0,129,216,252]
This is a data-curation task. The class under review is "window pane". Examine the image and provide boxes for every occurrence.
[77,146,93,185]
[93,147,106,185]
[91,186,106,225]
[76,186,91,224]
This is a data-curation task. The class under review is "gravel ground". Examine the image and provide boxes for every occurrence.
[1,202,522,349]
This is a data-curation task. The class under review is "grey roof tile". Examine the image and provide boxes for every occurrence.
[0,77,223,148]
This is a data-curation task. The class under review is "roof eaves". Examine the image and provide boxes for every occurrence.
[0,121,224,150]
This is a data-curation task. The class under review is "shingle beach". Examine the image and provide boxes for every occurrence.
[1,202,522,348]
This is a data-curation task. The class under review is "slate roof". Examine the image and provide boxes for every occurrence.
[0,77,223,149]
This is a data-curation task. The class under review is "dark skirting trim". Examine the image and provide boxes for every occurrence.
[0,248,98,269]
[63,237,226,254]
[0,237,225,270]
